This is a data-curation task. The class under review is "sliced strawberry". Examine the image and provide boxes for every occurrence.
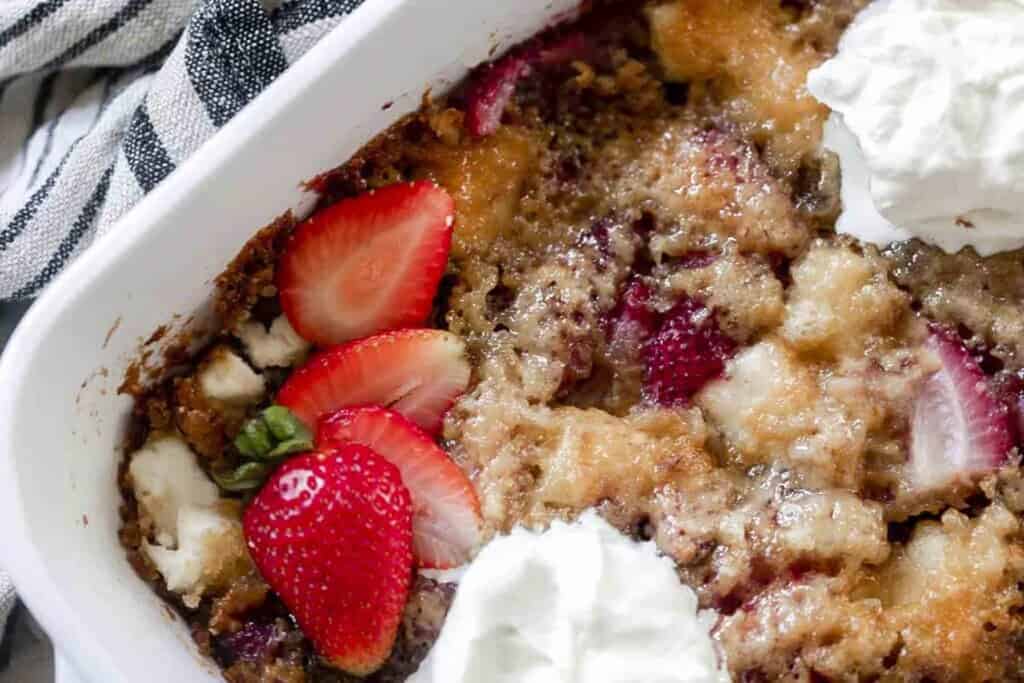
[909,328,1014,490]
[278,181,455,346]
[465,32,587,137]
[276,329,471,433]
[464,53,531,139]
[318,406,481,569]
[642,295,736,406]
[243,444,413,675]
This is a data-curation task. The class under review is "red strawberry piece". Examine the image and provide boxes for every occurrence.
[909,328,1014,490]
[465,32,586,137]
[607,279,657,355]
[278,181,455,346]
[464,53,531,138]
[276,328,471,433]
[243,445,413,675]
[318,406,481,569]
[642,295,736,406]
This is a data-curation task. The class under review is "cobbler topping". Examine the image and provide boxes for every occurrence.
[118,1,1024,681]
[810,0,1024,255]
[646,0,827,172]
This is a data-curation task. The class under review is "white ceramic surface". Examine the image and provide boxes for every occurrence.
[0,1,575,681]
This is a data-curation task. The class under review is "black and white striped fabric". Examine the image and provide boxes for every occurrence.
[0,0,366,300]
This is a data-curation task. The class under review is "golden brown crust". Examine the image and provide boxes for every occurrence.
[224,661,307,683]
[173,375,231,460]
[209,574,271,635]
[214,214,296,331]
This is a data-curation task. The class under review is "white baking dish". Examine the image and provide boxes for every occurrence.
[0,1,575,680]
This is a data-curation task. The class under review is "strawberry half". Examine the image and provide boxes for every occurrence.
[278,181,455,346]
[318,406,482,569]
[276,328,471,433]
[243,444,413,675]
[909,328,1014,490]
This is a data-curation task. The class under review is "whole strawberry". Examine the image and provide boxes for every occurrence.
[243,444,414,675]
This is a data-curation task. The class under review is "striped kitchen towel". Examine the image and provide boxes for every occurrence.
[0,0,366,300]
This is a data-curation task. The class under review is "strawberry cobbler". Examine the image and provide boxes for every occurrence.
[118,1,1024,681]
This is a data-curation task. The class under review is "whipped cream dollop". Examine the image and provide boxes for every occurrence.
[807,0,1024,256]
[409,511,727,683]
